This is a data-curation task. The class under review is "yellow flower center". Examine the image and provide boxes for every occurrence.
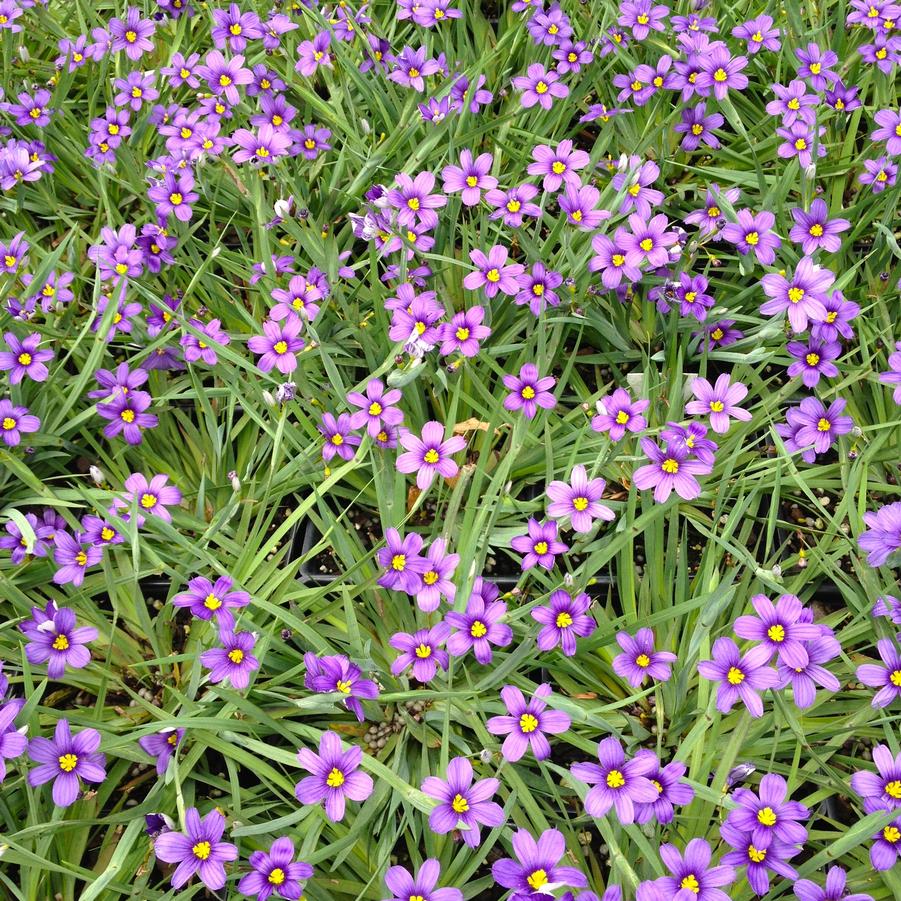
[628,183,641,196]
[805,353,820,366]
[1,417,15,430]
[615,410,630,425]
[228,648,244,664]
[486,268,500,283]
[606,769,625,788]
[204,594,222,610]
[816,417,831,432]
[140,493,157,509]
[75,551,88,566]
[519,713,539,733]
[407,197,420,211]
[639,237,654,252]
[52,634,70,651]
[661,458,679,474]
[713,68,727,82]
[532,284,544,296]
[748,845,767,863]
[507,199,522,212]
[535,81,548,94]
[58,753,78,772]
[809,224,824,237]
[269,868,286,885]
[891,670,901,687]
[681,875,700,894]
[767,624,786,642]
[810,62,822,74]
[169,192,183,206]
[534,540,548,555]
[552,161,566,174]
[556,611,573,629]
[125,29,137,42]
[709,400,725,413]
[391,554,406,571]
[424,448,440,464]
[691,123,704,135]
[335,679,352,694]
[794,138,808,151]
[636,653,651,667]
[192,841,212,860]
[465,175,478,187]
[415,643,432,659]
[423,570,439,585]
[452,793,469,813]
[757,806,777,826]
[114,263,129,276]
[611,253,626,267]
[455,327,470,341]
[752,31,763,41]
[326,767,345,787]
[787,98,800,110]
[17,351,33,366]
[521,386,536,400]
[331,434,344,445]
[101,527,115,541]
[528,870,549,890]
[788,287,805,304]
[886,781,901,799]
[727,666,745,685]
[573,496,589,511]
[120,409,136,424]
[470,620,487,638]
[707,206,720,218]
[274,340,288,355]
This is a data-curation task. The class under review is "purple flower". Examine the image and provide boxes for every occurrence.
[397,421,466,490]
[0,332,53,383]
[502,364,556,419]
[720,825,799,896]
[439,306,491,356]
[197,49,252,104]
[96,391,158,445]
[760,257,833,332]
[873,107,901,155]
[441,149,496,205]
[1,514,52,563]
[825,81,862,113]
[387,171,447,229]
[791,396,853,456]
[211,2,263,51]
[51,532,102,586]
[852,744,901,813]
[0,698,27,783]
[874,595,901,625]
[546,465,614,532]
[347,379,403,438]
[114,472,182,525]
[560,183,609,230]
[450,74,492,113]
[200,630,260,690]
[27,718,106,807]
[512,63,569,110]
[789,199,850,255]
[860,156,898,193]
[109,7,155,59]
[796,43,838,90]
[114,71,158,112]
[532,589,596,656]
[486,183,542,228]
[674,103,724,151]
[870,817,901,870]
[172,574,250,627]
[613,629,676,686]
[794,866,874,901]
[319,412,360,463]
[618,0,669,40]
[696,46,748,99]
[880,341,901,403]
[304,653,380,722]
[21,604,97,678]
[384,860,462,901]
[857,638,901,707]
[589,231,644,289]
[732,15,781,52]
[138,728,185,775]
[527,140,589,192]
[685,375,751,434]
[463,244,524,298]
[231,124,292,165]
[777,632,841,708]
[446,594,512,664]
[487,683,571,761]
[697,637,779,717]
[685,184,740,237]
[153,807,238,890]
[377,529,428,594]
[237,837,313,901]
[421,757,504,847]
[296,31,332,76]
[633,439,710,503]
[766,81,818,126]
[493,829,587,895]
[0,398,39,446]
[653,838,734,901]
[248,317,304,374]
[515,263,562,316]
[786,338,841,387]
[591,388,649,440]
[148,170,199,223]
[777,122,827,168]
[388,46,440,92]
[390,624,451,682]
[721,210,781,265]
[726,773,809,849]
[295,731,373,821]
[571,736,659,823]
[633,754,695,824]
[414,539,459,612]
[511,517,568,570]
